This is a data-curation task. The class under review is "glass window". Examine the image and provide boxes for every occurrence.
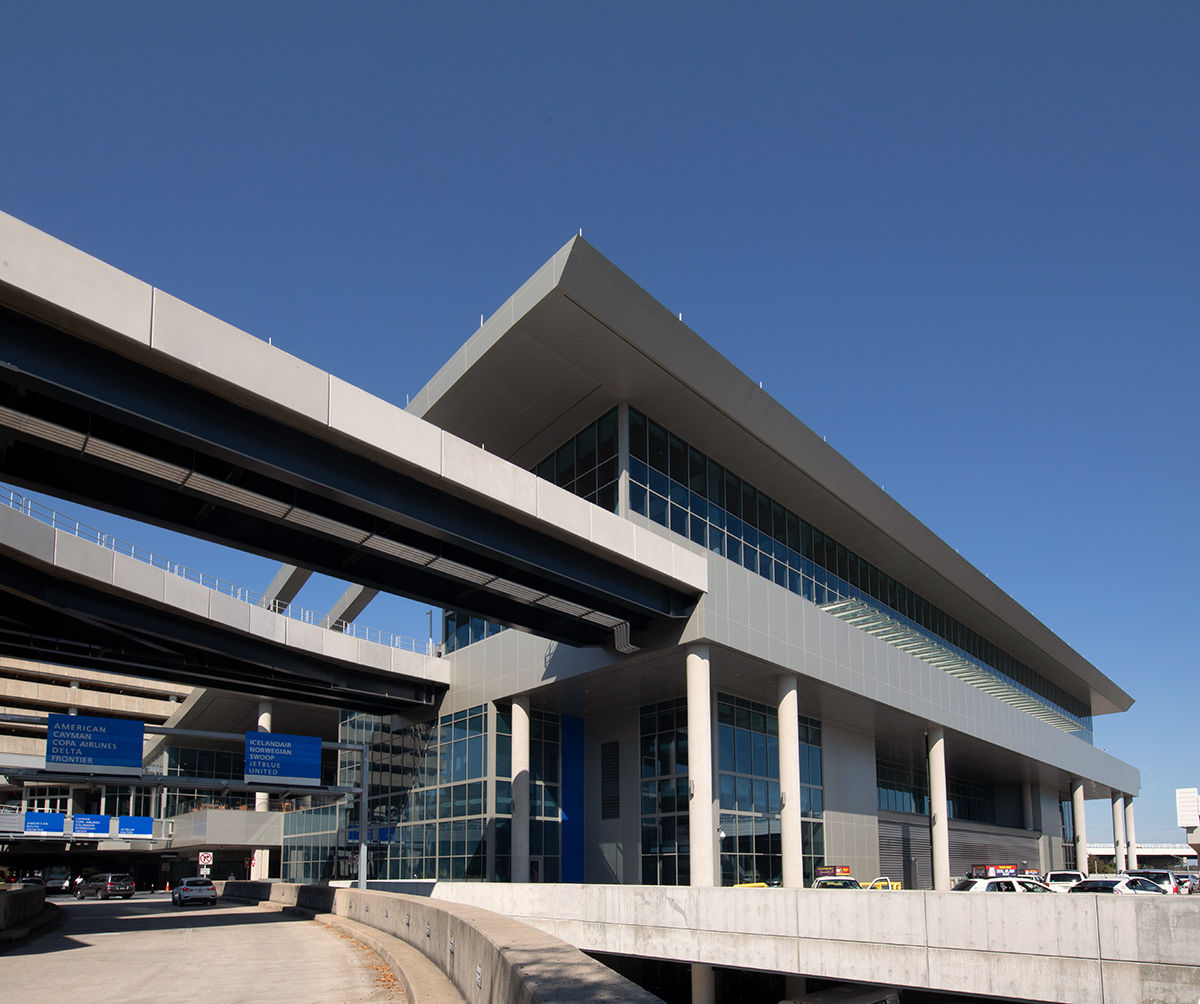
[648,420,668,474]
[555,440,576,486]
[629,409,647,462]
[576,424,597,472]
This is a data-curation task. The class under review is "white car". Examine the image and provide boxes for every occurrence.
[811,876,862,889]
[1044,870,1086,893]
[1068,876,1166,895]
[952,876,1053,893]
[172,877,218,906]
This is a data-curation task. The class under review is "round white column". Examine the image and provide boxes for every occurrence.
[1112,793,1127,873]
[691,963,715,1004]
[686,644,714,887]
[511,696,531,883]
[777,675,802,888]
[1022,782,1035,830]
[1125,799,1138,871]
[252,701,272,880]
[927,726,950,891]
[1071,779,1088,873]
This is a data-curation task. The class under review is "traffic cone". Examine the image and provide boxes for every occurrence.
[165,881,170,893]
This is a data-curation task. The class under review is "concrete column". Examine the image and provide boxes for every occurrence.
[691,962,715,1004]
[784,975,808,1000]
[255,702,272,812]
[927,727,951,891]
[511,696,531,883]
[777,675,802,888]
[1112,793,1127,873]
[252,702,272,881]
[1072,779,1088,873]
[1022,782,1035,830]
[1125,799,1138,870]
[68,680,79,715]
[618,401,630,517]
[686,644,714,887]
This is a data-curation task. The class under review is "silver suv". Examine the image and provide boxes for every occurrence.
[172,877,217,906]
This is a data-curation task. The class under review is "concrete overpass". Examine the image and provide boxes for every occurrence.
[0,212,705,662]
[0,492,445,712]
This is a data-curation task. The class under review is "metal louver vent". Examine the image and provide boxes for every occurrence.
[600,741,620,819]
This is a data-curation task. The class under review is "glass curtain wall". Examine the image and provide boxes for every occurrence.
[1060,795,1077,870]
[283,705,563,884]
[640,698,690,885]
[716,693,824,886]
[624,408,1091,738]
[876,755,995,824]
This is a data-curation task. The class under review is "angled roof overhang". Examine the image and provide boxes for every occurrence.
[410,236,1133,717]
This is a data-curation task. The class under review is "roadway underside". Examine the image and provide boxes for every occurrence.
[0,305,695,650]
[0,555,437,713]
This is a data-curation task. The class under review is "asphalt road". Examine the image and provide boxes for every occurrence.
[2,892,405,1004]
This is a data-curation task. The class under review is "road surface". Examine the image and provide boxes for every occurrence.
[3,891,404,1004]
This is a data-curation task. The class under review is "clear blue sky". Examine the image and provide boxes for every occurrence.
[2,3,1196,846]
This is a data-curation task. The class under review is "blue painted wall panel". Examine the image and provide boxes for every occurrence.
[561,715,584,882]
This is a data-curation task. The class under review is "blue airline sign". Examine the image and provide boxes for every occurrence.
[46,714,143,775]
[118,816,154,840]
[71,814,111,838]
[24,812,66,836]
[244,732,321,786]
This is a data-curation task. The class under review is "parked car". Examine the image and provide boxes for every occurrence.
[952,876,1053,893]
[812,876,862,889]
[75,873,135,899]
[1068,876,1166,895]
[172,877,217,906]
[1124,869,1179,894]
[43,867,71,893]
[1044,870,1086,893]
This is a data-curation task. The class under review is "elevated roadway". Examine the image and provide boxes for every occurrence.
[0,211,706,660]
[0,497,444,712]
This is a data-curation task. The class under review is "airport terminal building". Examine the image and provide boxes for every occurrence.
[288,236,1140,891]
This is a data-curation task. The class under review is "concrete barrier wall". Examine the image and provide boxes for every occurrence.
[1,884,46,932]
[421,883,1200,1004]
[219,882,664,1004]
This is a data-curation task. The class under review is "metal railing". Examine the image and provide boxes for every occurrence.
[1,485,427,654]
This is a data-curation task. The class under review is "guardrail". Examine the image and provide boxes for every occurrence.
[1,485,428,653]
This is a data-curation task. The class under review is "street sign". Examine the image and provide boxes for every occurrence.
[199,852,213,865]
[243,731,321,786]
[46,714,143,775]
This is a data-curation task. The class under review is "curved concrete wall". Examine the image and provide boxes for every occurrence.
[1,884,46,932]
[220,881,663,1004]
[425,882,1200,1004]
